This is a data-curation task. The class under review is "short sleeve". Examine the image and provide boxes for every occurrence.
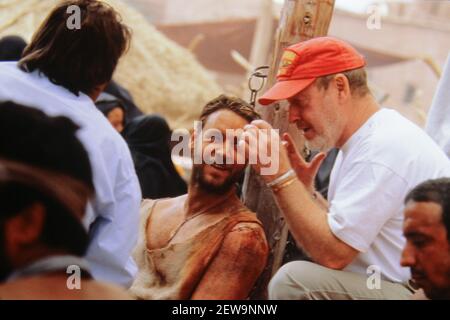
[327,162,408,252]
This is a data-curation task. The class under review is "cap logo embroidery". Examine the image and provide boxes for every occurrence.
[277,51,298,78]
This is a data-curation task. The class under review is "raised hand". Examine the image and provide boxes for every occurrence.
[239,120,291,182]
[282,132,326,192]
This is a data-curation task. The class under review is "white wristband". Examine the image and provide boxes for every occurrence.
[266,169,295,188]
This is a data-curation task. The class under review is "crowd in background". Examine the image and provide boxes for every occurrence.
[0,0,449,300]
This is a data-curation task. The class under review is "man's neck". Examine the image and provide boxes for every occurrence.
[185,182,238,218]
[337,94,380,147]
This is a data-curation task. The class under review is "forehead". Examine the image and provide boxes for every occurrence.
[403,201,443,232]
[288,81,319,103]
[203,109,249,131]
[108,107,124,118]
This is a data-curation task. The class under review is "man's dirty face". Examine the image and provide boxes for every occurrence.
[192,109,248,194]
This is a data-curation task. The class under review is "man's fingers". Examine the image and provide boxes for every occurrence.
[282,132,306,165]
[250,119,272,130]
[309,152,327,174]
[240,130,258,161]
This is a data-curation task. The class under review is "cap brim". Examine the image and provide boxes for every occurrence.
[258,78,316,106]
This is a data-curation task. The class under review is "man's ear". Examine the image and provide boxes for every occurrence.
[5,203,46,248]
[334,74,351,100]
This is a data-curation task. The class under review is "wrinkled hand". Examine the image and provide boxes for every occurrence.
[282,132,326,192]
[239,120,291,182]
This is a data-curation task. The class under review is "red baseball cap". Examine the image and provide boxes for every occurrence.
[258,37,366,106]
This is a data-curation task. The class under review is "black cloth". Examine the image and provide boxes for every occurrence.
[95,92,126,117]
[122,115,187,199]
[0,35,27,61]
[105,81,143,123]
[314,148,339,198]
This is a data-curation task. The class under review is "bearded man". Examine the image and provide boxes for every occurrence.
[130,95,269,300]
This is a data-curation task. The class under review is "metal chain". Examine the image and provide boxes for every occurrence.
[248,65,270,108]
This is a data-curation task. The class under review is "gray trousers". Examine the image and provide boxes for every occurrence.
[269,261,413,300]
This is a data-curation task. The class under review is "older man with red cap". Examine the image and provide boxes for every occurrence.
[240,37,450,299]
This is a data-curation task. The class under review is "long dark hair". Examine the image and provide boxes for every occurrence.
[19,0,131,96]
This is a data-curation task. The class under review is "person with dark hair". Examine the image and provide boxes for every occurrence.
[0,0,141,287]
[0,35,27,61]
[95,92,127,133]
[0,102,130,299]
[95,92,185,198]
[105,80,143,123]
[122,114,187,199]
[401,178,450,300]
[130,95,268,299]
[241,37,450,299]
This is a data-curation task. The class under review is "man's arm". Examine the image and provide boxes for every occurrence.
[271,178,358,269]
[85,145,142,288]
[191,223,269,300]
[240,120,358,270]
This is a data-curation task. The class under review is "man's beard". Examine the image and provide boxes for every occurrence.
[304,120,338,153]
[192,165,244,195]
[0,225,12,282]
[305,135,334,153]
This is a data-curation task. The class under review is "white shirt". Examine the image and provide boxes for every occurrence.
[426,53,450,158]
[327,108,450,283]
[0,62,142,287]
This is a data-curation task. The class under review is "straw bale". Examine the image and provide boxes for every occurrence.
[0,0,222,129]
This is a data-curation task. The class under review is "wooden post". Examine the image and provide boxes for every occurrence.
[244,0,335,300]
[248,0,275,75]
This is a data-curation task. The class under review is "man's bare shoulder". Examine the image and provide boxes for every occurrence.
[226,215,269,260]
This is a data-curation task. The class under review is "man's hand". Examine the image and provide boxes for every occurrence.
[282,132,326,193]
[239,120,292,182]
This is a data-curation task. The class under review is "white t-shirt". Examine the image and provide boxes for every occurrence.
[0,62,142,287]
[327,108,450,283]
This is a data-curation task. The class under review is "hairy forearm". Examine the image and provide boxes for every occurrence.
[272,178,356,269]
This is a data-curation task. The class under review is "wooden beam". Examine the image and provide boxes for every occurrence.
[245,0,335,300]
[248,0,275,74]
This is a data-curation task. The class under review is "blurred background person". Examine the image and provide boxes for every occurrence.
[95,92,127,133]
[0,35,26,62]
[122,114,187,199]
[0,102,130,299]
[95,93,187,199]
[105,80,143,123]
[0,0,141,287]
